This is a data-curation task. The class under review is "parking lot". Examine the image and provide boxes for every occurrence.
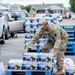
[0,19,75,69]
[0,33,25,67]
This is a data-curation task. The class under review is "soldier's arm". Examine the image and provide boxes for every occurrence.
[52,29,61,52]
[27,28,43,49]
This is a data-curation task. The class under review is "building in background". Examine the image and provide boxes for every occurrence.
[29,4,65,15]
[0,3,21,10]
[0,4,8,11]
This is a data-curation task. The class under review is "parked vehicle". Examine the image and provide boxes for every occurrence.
[3,10,28,37]
[2,13,10,39]
[36,9,46,17]
[0,14,9,44]
[64,12,71,19]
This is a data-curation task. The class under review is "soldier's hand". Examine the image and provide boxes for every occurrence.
[51,50,57,56]
[23,47,28,54]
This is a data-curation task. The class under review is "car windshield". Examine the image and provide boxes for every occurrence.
[10,11,26,19]
[36,10,45,14]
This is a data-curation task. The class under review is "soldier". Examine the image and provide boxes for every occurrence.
[23,18,68,75]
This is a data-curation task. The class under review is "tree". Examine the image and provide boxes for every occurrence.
[69,0,75,12]
[20,5,24,10]
[23,5,31,13]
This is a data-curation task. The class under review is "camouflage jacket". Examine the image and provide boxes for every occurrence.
[27,24,68,51]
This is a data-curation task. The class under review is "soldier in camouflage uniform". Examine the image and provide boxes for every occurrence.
[23,18,68,75]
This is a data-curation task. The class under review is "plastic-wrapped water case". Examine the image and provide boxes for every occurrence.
[37,62,51,70]
[8,59,23,70]
[38,53,46,62]
[23,53,38,61]
[30,62,37,70]
[26,61,37,70]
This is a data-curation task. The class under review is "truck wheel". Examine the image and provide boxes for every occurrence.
[5,28,10,40]
[0,28,5,44]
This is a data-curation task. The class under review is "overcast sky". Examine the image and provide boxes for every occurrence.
[1,0,70,7]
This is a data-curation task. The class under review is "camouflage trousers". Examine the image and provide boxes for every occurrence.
[41,39,68,70]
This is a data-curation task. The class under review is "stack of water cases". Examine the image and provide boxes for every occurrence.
[60,25,75,55]
[23,53,55,71]
[7,53,55,71]
[7,53,55,75]
[24,17,56,52]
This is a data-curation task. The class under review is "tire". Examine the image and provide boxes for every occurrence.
[0,28,5,44]
[5,28,10,40]
[10,32,14,37]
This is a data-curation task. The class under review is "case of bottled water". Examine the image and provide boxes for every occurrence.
[8,59,23,70]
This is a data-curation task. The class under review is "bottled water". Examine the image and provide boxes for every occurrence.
[22,61,27,70]
[38,53,46,62]
[23,53,29,61]
[30,62,37,70]
[30,53,38,61]
[45,53,51,62]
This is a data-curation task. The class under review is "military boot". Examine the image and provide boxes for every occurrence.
[53,70,64,75]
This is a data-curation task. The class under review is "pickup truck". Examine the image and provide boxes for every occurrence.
[0,13,9,44]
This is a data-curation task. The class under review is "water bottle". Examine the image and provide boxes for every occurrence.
[30,24,33,28]
[30,53,38,61]
[23,53,28,61]
[8,61,11,69]
[69,67,74,75]
[37,62,42,70]
[30,62,37,70]
[45,62,51,70]
[45,53,51,62]
[22,61,27,70]
[65,67,70,75]
[39,53,45,62]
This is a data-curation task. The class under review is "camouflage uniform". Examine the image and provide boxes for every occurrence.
[27,18,68,70]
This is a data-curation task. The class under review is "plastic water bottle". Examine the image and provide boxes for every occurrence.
[41,53,46,62]
[65,67,69,75]
[27,61,31,70]
[30,62,37,70]
[37,62,42,70]
[22,61,27,70]
[23,53,28,61]
[30,53,38,61]
[45,62,51,70]
[69,67,73,75]
[45,53,51,62]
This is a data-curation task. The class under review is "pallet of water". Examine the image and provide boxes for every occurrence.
[7,53,55,71]
[65,66,75,75]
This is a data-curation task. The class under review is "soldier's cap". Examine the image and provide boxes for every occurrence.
[38,18,48,28]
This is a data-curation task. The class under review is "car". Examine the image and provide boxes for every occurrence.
[0,13,9,44]
[2,13,10,39]
[65,12,71,19]
[3,10,28,37]
[36,9,46,17]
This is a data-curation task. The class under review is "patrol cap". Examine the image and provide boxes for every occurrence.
[39,18,47,28]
